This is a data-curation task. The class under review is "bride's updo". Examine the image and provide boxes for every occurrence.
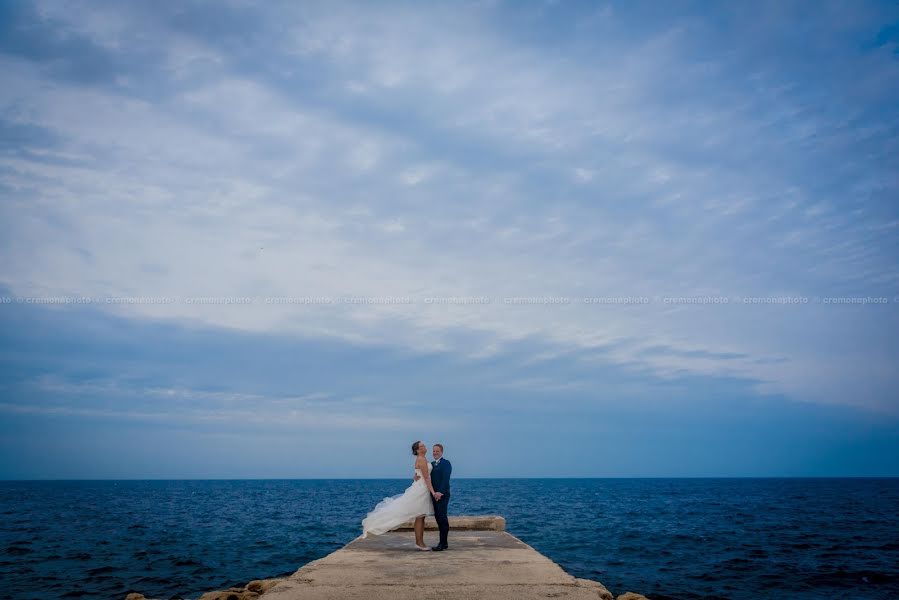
[411,441,422,456]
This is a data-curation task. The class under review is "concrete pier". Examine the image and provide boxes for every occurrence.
[261,516,616,600]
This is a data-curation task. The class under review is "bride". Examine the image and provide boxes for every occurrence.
[361,440,439,550]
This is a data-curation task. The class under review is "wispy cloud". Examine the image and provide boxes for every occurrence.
[7,374,429,431]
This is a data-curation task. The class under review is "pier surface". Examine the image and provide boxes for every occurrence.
[262,516,614,600]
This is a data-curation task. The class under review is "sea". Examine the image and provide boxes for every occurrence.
[1,478,897,600]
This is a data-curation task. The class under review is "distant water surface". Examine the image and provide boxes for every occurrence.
[1,478,897,600]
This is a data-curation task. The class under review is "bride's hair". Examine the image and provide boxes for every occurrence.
[411,440,422,456]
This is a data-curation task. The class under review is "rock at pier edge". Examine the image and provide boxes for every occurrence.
[125,516,651,600]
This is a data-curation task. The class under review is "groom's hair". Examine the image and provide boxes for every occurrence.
[433,443,444,451]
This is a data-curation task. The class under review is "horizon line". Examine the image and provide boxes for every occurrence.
[3,475,898,482]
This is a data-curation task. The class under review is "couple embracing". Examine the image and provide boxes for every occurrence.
[361,441,452,551]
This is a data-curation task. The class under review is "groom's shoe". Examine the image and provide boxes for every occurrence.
[431,544,447,551]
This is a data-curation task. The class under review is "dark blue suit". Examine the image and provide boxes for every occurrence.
[430,458,452,547]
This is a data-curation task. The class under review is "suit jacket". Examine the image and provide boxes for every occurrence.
[430,458,452,496]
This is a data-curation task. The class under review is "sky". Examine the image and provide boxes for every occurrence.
[1,0,898,479]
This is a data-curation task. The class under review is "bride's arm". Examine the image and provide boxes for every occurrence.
[417,457,437,496]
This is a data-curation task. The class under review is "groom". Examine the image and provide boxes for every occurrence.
[430,443,452,551]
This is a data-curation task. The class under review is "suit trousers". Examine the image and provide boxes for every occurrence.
[432,493,450,547]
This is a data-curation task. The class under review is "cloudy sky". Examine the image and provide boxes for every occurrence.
[1,0,898,478]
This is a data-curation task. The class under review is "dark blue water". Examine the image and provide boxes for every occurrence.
[1,479,897,600]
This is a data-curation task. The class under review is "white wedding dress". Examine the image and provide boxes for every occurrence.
[361,462,433,538]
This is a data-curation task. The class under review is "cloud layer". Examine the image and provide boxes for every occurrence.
[1,0,898,477]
